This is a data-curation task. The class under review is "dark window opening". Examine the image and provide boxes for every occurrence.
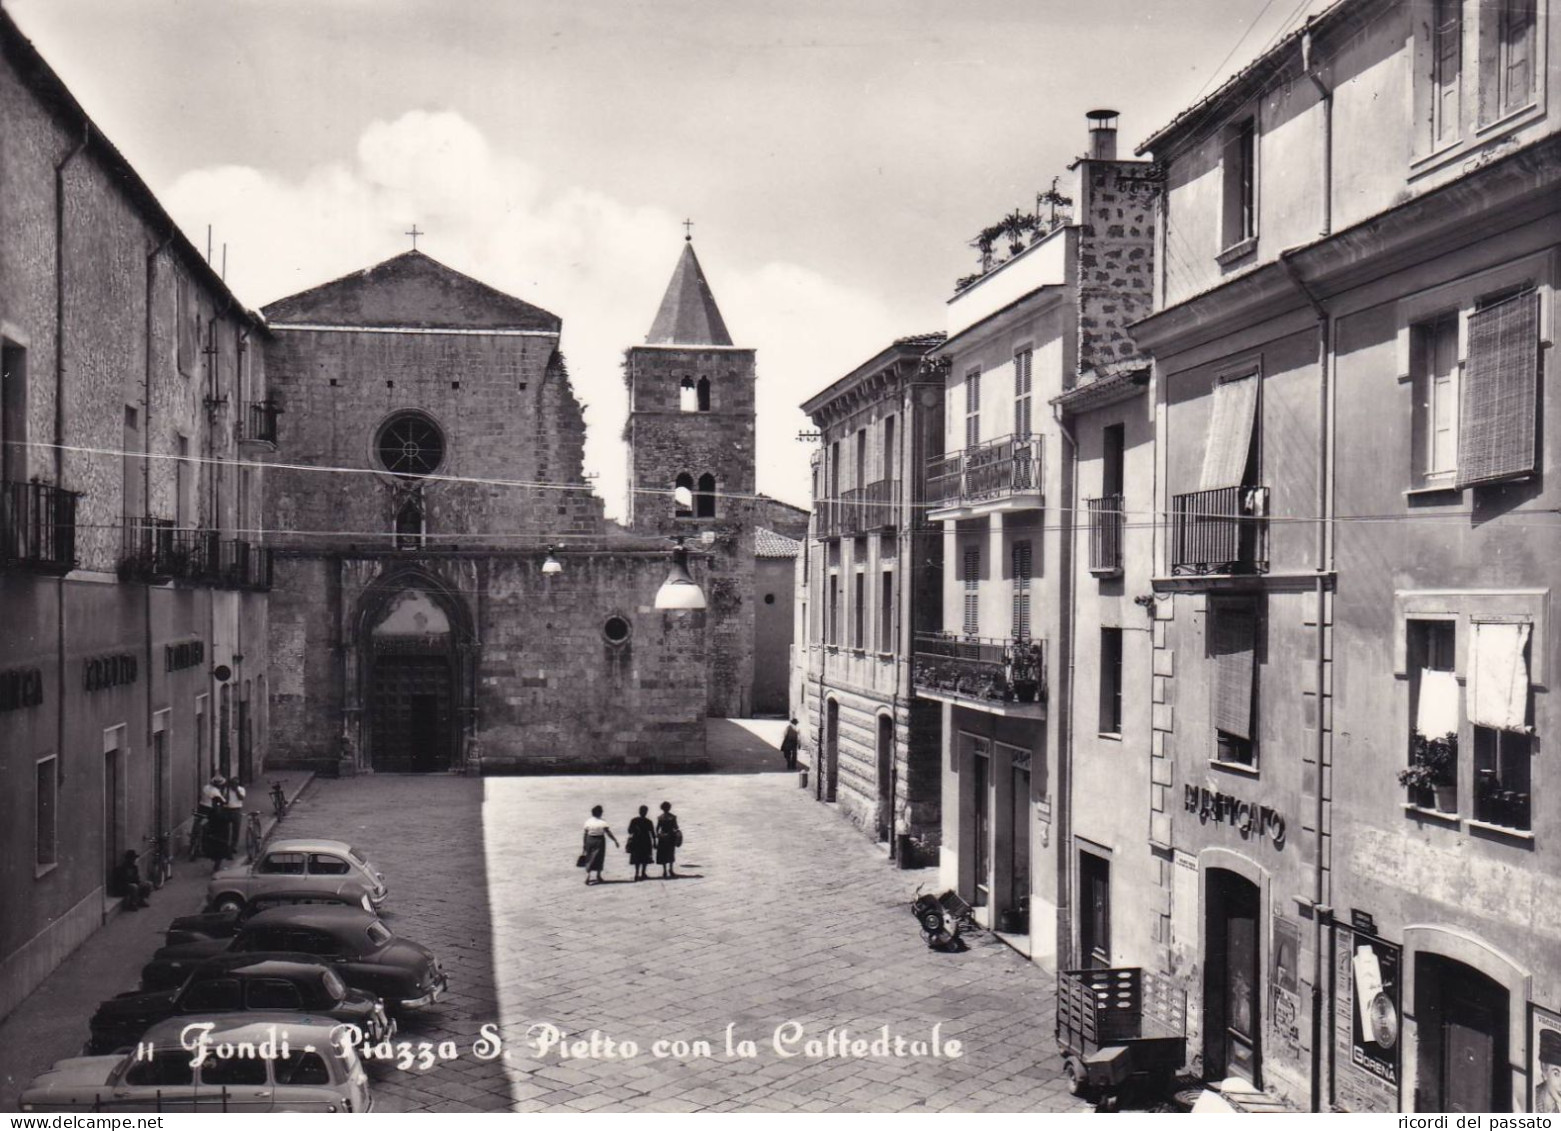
[695,473,717,518]
[394,498,424,549]
[1100,627,1123,735]
[603,615,631,644]
[697,376,711,412]
[377,413,445,477]
[674,472,694,517]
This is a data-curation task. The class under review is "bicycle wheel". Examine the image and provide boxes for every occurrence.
[188,819,205,861]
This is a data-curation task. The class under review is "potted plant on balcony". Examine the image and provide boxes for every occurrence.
[1397,731,1457,812]
[1008,642,1041,704]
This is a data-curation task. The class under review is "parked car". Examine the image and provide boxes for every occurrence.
[142,906,447,1011]
[18,1014,372,1112]
[88,955,393,1054]
[207,840,387,912]
[166,885,374,946]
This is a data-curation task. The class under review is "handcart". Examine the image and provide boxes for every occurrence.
[1055,966,1188,1106]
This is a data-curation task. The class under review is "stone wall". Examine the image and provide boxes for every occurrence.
[1074,159,1157,383]
[624,346,757,717]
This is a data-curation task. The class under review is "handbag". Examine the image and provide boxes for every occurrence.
[576,852,590,868]
[675,828,684,848]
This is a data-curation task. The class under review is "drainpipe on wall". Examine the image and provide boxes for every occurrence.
[1280,246,1334,1114]
[1052,402,1079,969]
[144,232,173,762]
[1300,19,1337,1113]
[53,120,89,848]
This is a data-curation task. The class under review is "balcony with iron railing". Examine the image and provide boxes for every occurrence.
[926,434,1042,519]
[243,398,282,444]
[815,478,900,539]
[1,479,79,574]
[1087,495,1123,577]
[120,517,178,582]
[218,538,273,591]
[911,632,1046,718]
[1169,486,1269,576]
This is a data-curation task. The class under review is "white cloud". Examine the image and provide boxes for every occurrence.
[163,110,902,519]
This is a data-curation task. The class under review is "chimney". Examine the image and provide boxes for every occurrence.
[1087,109,1119,161]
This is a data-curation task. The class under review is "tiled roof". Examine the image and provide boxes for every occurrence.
[262,250,561,331]
[645,241,734,346]
[893,332,947,349]
[754,527,801,559]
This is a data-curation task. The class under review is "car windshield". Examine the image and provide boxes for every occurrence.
[365,921,392,947]
[322,968,348,1001]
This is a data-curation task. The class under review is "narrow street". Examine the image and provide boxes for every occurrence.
[269,762,1088,1112]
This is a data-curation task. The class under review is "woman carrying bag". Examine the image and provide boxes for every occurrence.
[580,805,618,886]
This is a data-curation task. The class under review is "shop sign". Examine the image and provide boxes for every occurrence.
[165,639,205,673]
[1350,932,1401,1088]
[84,654,137,692]
[1183,784,1286,848]
[0,666,45,712]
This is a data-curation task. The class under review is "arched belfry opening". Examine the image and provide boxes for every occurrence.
[355,569,475,773]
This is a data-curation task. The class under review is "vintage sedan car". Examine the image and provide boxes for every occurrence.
[166,885,374,946]
[18,1014,372,1112]
[88,956,393,1055]
[142,906,447,1012]
[207,840,387,912]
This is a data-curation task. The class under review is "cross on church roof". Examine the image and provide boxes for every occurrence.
[682,218,694,242]
[406,224,423,250]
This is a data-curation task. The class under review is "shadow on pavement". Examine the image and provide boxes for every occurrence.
[703,717,791,774]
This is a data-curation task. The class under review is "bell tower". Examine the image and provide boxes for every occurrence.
[624,238,756,717]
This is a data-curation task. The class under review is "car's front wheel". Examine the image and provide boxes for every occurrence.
[212,893,245,913]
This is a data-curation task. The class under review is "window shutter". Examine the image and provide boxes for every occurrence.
[1198,375,1260,491]
[963,547,980,636]
[1011,541,1032,638]
[1210,602,1257,740]
[1456,291,1539,488]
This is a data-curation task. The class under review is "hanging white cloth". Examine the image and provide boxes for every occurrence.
[1415,668,1461,740]
[1469,622,1531,732]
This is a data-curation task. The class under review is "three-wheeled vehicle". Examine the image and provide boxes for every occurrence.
[1055,966,1188,1107]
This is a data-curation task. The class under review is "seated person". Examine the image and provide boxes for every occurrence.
[112,849,152,911]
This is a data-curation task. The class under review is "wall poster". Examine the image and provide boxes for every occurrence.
[1530,1003,1561,1114]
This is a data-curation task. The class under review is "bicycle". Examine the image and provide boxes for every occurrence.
[244,810,263,863]
[187,807,209,861]
[270,781,289,822]
[144,832,173,889]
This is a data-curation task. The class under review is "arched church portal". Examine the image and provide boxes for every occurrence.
[362,583,469,772]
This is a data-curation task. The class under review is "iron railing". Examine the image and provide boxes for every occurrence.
[911,632,1046,707]
[1086,495,1123,575]
[1169,486,1269,575]
[120,517,178,581]
[218,539,273,591]
[1,479,78,573]
[245,398,282,443]
[925,433,1042,510]
[816,478,900,538]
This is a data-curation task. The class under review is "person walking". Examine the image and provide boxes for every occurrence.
[581,805,618,886]
[223,776,247,854]
[655,801,681,878]
[780,718,800,771]
[626,805,655,881]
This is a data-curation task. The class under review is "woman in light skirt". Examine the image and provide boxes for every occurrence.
[582,805,618,885]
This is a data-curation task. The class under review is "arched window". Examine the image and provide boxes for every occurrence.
[679,378,698,413]
[674,472,694,517]
[697,377,711,412]
[695,473,717,518]
[394,497,424,549]
[377,412,445,477]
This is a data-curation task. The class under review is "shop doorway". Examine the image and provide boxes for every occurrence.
[875,714,893,842]
[1205,869,1261,1085]
[1415,955,1509,1113]
[823,699,839,802]
[1080,850,1111,969]
[972,752,990,908]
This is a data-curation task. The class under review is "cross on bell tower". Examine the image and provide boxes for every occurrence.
[405,224,423,251]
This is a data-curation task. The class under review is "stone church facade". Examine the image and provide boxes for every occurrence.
[262,244,772,773]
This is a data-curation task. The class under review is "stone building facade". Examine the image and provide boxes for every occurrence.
[0,10,269,1019]
[799,334,946,865]
[1132,0,1561,1111]
[916,114,1156,968]
[623,240,758,718]
[262,249,721,773]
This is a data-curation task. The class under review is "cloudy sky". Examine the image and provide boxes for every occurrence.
[7,0,1326,517]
